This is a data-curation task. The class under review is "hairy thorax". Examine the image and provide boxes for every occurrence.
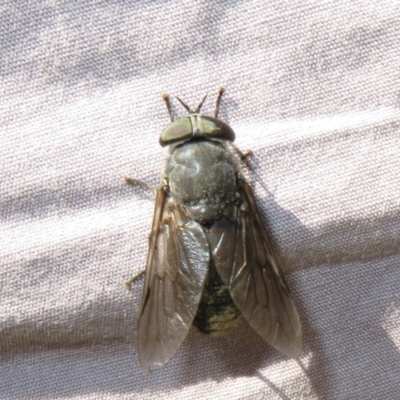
[167,140,240,224]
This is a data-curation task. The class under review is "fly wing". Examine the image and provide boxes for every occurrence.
[137,187,209,373]
[209,181,302,358]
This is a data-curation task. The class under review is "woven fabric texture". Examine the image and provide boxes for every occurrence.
[1,1,400,399]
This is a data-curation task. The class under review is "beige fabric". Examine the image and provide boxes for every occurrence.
[1,1,400,398]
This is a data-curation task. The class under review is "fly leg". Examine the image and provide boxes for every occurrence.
[214,86,225,118]
[240,149,253,170]
[229,145,253,169]
[239,149,253,161]
[162,93,175,122]
[124,176,157,197]
[125,270,145,290]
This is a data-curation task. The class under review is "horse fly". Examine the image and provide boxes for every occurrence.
[127,88,302,373]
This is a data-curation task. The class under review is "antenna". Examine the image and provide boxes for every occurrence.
[175,94,208,114]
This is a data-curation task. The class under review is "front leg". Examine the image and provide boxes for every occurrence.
[124,176,157,197]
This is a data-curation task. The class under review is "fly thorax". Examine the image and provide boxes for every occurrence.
[167,140,240,224]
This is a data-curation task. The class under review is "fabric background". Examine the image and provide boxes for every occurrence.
[1,1,400,399]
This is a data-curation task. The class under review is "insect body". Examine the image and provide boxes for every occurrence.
[136,89,302,373]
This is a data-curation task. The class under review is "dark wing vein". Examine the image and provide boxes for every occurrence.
[137,187,209,373]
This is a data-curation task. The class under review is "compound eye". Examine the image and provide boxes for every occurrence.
[200,116,235,142]
[159,115,235,147]
[159,118,192,146]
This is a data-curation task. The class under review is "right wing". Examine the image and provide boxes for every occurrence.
[209,181,302,358]
[137,186,209,373]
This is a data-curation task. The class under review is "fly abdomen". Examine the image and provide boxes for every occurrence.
[193,261,241,335]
